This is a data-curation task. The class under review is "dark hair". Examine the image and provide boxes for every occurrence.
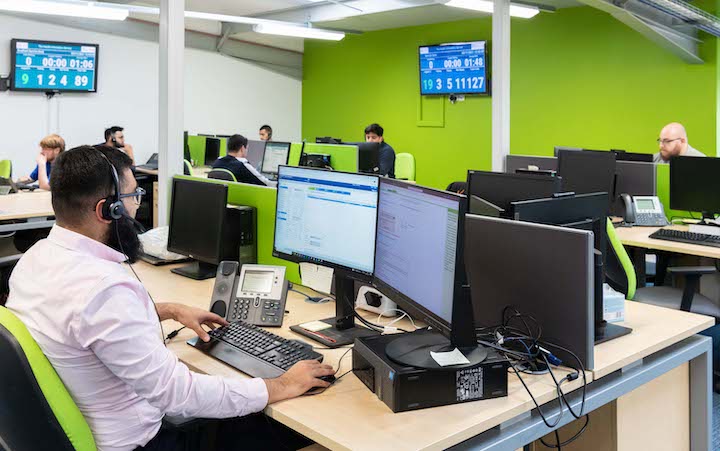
[227,134,248,153]
[259,125,272,137]
[104,126,124,141]
[364,123,384,137]
[50,145,133,226]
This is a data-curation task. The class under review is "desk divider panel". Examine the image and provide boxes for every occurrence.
[187,135,207,166]
[288,142,303,167]
[173,175,301,284]
[302,143,359,173]
[218,138,228,158]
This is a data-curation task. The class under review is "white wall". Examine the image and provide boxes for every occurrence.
[0,14,302,177]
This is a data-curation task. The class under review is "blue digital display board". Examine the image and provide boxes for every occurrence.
[419,41,488,96]
[11,39,99,93]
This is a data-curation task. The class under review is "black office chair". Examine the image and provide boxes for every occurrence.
[207,169,237,182]
[446,181,466,194]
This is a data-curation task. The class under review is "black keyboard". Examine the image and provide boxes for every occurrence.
[187,321,323,379]
[649,228,720,248]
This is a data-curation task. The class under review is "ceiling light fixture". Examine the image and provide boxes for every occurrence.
[446,0,540,19]
[0,0,128,21]
[253,23,345,41]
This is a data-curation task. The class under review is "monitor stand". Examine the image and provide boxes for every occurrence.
[699,212,720,227]
[594,250,632,344]
[290,271,378,348]
[384,331,487,369]
[171,260,217,280]
[385,284,487,370]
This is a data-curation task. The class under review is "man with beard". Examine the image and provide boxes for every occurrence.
[5,145,334,450]
[102,126,136,165]
[653,122,706,163]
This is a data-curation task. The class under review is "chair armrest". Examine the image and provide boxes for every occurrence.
[0,254,21,268]
[667,266,717,276]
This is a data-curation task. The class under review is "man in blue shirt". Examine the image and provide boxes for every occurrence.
[18,134,65,191]
[364,123,395,178]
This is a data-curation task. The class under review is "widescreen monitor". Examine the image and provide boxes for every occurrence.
[11,39,99,92]
[419,41,488,95]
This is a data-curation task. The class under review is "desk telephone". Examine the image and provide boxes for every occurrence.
[209,261,288,327]
[620,194,670,227]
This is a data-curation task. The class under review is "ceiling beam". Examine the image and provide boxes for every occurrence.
[576,0,702,63]
[256,0,436,23]
[0,12,303,78]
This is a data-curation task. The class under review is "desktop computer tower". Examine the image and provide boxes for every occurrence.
[224,205,256,266]
[352,332,509,413]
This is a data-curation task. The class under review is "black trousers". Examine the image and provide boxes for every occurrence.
[136,413,312,451]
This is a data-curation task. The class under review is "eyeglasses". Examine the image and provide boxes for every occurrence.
[656,138,681,145]
[118,187,146,205]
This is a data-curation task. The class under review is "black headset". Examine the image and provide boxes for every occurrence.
[97,151,125,221]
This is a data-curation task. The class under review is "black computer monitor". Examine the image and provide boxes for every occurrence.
[245,140,267,171]
[167,179,235,280]
[273,166,380,347]
[204,138,221,166]
[215,134,232,139]
[345,142,380,174]
[183,131,191,162]
[612,151,653,162]
[510,192,632,346]
[670,156,720,221]
[373,178,484,368]
[465,215,597,368]
[316,137,342,144]
[557,149,616,206]
[553,146,582,156]
[466,170,563,215]
[261,141,290,175]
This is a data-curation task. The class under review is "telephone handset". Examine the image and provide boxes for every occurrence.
[209,261,289,327]
[620,194,670,227]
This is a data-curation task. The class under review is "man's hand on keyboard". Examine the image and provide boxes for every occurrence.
[265,360,335,403]
[165,303,229,342]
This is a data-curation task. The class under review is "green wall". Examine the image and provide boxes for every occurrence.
[302,6,717,190]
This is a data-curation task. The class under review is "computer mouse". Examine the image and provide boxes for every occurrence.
[318,374,336,384]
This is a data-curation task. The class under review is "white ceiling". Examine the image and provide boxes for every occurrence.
[117,0,581,53]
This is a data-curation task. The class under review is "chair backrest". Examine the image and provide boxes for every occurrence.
[207,168,236,182]
[0,160,11,179]
[0,306,96,450]
[605,219,637,300]
[395,153,415,181]
[183,159,194,176]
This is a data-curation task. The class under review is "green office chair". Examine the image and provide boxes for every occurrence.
[0,160,11,179]
[0,306,96,450]
[395,153,415,181]
[0,306,208,450]
[207,168,236,182]
[605,219,720,317]
[183,159,194,176]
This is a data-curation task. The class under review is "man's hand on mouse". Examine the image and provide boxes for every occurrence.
[264,360,335,403]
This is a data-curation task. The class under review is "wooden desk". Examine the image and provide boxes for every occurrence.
[133,261,713,450]
[0,190,55,232]
[614,225,720,260]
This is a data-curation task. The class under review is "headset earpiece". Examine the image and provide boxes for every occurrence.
[97,151,124,221]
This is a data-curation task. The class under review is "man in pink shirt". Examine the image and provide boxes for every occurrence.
[6,145,333,450]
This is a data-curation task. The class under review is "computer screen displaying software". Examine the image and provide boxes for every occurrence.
[262,142,290,174]
[274,166,379,275]
[374,182,459,323]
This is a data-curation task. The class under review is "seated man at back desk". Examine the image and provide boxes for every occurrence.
[654,122,706,163]
[364,123,396,178]
[6,145,334,450]
[17,133,65,191]
[212,134,276,186]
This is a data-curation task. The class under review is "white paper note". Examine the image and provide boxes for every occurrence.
[430,348,471,367]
